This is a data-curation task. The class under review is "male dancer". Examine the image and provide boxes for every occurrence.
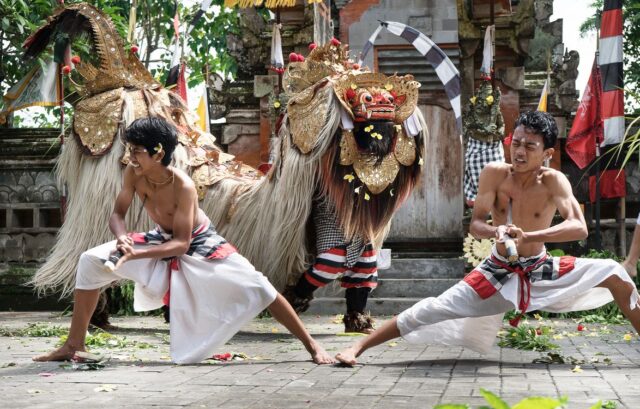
[336,111,640,365]
[35,117,334,365]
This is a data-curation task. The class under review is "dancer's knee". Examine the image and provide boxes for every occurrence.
[75,250,115,289]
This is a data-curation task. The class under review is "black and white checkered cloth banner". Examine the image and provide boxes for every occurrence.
[188,0,213,34]
[463,139,504,202]
[358,21,462,134]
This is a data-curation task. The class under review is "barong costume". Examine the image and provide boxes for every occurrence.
[396,246,639,354]
[304,199,378,290]
[76,217,277,364]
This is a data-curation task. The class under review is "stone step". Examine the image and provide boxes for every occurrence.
[305,297,423,316]
[314,278,460,299]
[306,257,466,315]
[372,278,460,298]
[382,258,465,279]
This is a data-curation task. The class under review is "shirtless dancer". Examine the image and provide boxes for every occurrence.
[35,117,334,365]
[336,111,640,365]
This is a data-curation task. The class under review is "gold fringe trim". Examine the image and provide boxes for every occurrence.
[224,0,322,8]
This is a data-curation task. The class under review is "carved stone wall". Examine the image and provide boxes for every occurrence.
[0,128,65,309]
[0,129,61,264]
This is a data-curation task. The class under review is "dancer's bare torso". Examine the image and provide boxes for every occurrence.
[124,165,204,233]
[473,162,585,258]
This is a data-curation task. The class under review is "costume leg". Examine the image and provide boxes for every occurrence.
[397,281,513,337]
[34,241,164,362]
[168,252,278,363]
[342,244,377,333]
[598,274,640,334]
[335,281,512,365]
[284,246,347,313]
[75,240,169,312]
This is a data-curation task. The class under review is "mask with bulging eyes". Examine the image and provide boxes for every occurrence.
[345,87,406,122]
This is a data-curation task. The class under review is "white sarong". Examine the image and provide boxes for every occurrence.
[397,246,639,354]
[75,219,278,364]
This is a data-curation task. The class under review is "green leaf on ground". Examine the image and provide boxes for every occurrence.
[512,396,568,409]
[479,388,510,409]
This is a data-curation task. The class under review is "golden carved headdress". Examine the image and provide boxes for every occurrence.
[24,3,158,98]
[284,41,422,196]
[282,39,425,241]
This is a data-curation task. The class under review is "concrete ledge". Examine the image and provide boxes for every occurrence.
[305,297,423,315]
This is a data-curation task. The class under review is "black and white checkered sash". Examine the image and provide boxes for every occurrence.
[464,246,576,327]
[130,218,237,263]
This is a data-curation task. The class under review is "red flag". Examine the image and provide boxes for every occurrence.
[565,59,603,169]
[589,169,626,202]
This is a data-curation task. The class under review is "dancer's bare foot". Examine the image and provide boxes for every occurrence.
[622,260,637,278]
[335,345,360,366]
[32,343,83,362]
[309,342,335,365]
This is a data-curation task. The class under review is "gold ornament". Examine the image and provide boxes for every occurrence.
[73,87,124,155]
[394,129,417,166]
[339,130,358,166]
[287,83,333,154]
[49,4,158,98]
[353,153,400,194]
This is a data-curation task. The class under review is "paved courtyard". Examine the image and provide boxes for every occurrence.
[1,311,640,408]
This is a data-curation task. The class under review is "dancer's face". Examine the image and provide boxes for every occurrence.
[510,126,553,171]
[127,144,164,175]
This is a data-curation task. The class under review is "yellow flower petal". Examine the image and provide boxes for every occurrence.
[343,174,355,182]
[384,83,393,91]
[364,193,370,201]
[486,95,494,105]
[418,157,424,166]
[624,333,633,342]
[350,83,358,90]
[273,100,281,108]
[571,365,583,373]
[470,96,477,105]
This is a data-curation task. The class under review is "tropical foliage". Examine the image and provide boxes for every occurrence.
[0,0,241,126]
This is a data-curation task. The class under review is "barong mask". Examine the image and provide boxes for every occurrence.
[283,41,425,241]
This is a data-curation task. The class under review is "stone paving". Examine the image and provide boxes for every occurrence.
[1,311,640,408]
